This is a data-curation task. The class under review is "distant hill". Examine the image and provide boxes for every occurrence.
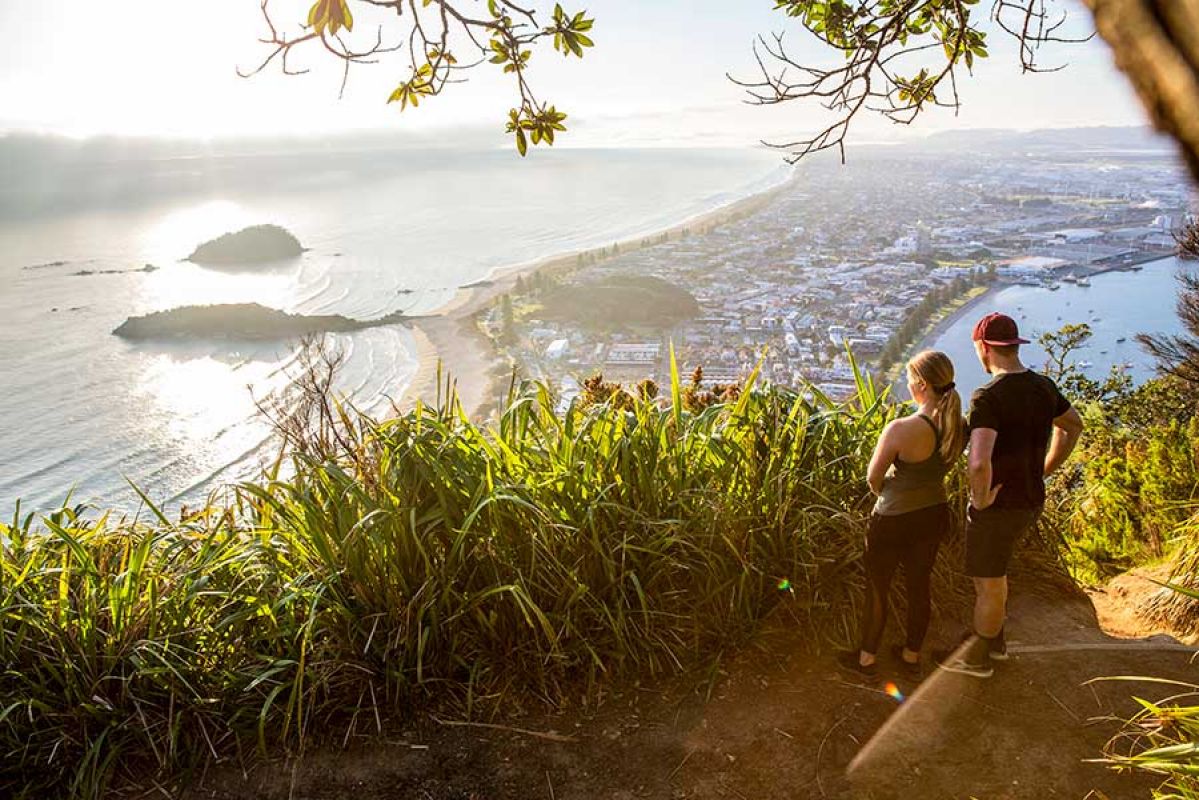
[113,303,407,340]
[539,275,700,329]
[187,225,304,266]
[914,125,1173,155]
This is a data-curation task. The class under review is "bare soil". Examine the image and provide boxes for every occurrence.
[1090,564,1199,645]
[181,574,1198,800]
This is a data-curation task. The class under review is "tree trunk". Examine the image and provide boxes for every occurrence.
[1084,0,1199,183]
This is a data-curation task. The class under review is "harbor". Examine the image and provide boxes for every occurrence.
[925,254,1190,397]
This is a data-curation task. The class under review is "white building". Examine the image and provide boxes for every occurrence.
[997,255,1069,281]
[606,343,661,366]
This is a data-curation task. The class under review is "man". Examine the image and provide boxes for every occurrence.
[940,312,1084,678]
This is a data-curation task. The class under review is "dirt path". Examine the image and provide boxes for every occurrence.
[185,583,1197,800]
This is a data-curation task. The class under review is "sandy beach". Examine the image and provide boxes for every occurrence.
[401,166,801,419]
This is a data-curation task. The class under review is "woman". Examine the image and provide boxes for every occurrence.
[838,350,965,678]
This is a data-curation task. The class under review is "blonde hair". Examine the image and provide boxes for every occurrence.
[907,350,965,462]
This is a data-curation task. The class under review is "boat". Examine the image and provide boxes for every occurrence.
[1046,282,1061,291]
[1076,275,1091,286]
[1116,337,1127,343]
[1062,273,1078,284]
[1078,360,1094,369]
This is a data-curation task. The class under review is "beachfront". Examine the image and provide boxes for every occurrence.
[439,146,1191,411]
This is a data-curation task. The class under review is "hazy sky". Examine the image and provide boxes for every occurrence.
[0,0,1149,146]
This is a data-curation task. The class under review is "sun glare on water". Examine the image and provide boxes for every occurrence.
[134,200,306,312]
[135,350,292,461]
[141,201,257,261]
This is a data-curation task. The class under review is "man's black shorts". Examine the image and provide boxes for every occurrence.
[964,505,1042,578]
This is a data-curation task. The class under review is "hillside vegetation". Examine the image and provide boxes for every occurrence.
[537,274,700,329]
[2,350,1196,799]
[0,358,912,797]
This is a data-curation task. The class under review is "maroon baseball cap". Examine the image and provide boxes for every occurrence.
[972,312,1030,346]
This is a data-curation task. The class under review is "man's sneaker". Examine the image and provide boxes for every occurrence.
[988,630,1009,661]
[958,628,1009,661]
[836,650,878,679]
[937,653,994,678]
[938,636,994,678]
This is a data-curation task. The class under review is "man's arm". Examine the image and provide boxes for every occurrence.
[968,427,1002,510]
[1044,406,1084,477]
[867,421,901,496]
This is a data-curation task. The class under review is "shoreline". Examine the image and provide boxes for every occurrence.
[911,284,999,356]
[912,250,1181,358]
[401,165,800,418]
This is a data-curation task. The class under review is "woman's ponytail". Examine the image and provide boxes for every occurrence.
[935,385,965,461]
[907,350,966,460]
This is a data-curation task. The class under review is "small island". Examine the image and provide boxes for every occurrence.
[113,303,408,341]
[187,225,304,266]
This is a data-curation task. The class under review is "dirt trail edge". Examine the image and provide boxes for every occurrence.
[184,581,1197,800]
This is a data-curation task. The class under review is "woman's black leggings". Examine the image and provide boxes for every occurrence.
[859,503,950,655]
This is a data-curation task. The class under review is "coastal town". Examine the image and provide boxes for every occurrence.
[490,145,1193,402]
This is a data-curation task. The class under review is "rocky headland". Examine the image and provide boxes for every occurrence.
[113,303,409,341]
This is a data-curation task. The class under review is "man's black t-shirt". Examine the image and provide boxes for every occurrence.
[966,370,1071,510]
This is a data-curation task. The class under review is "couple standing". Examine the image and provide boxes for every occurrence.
[840,312,1085,679]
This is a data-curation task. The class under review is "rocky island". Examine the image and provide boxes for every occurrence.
[187,224,304,266]
[113,303,409,340]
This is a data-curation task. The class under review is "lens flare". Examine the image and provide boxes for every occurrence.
[884,681,905,703]
[777,578,791,591]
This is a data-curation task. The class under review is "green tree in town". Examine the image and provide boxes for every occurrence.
[499,292,516,343]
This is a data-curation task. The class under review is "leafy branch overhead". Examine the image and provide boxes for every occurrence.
[241,0,594,155]
[731,0,1088,162]
[242,0,1199,177]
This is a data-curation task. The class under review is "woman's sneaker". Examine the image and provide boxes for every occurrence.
[836,650,878,679]
[888,644,922,680]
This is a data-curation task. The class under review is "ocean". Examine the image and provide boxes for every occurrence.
[926,256,1191,398]
[0,145,788,515]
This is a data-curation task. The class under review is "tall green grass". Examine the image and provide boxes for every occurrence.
[2,361,932,797]
[1103,680,1199,800]
[1100,585,1199,800]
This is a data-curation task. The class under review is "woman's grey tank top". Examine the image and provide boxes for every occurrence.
[874,414,951,516]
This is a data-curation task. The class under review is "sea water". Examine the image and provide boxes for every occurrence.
[0,145,787,515]
[927,256,1191,398]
